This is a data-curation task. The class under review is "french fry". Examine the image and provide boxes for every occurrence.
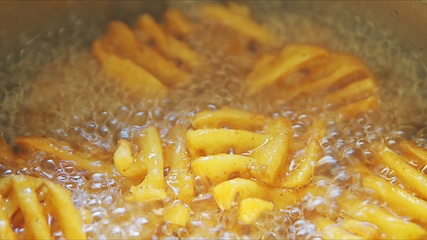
[238,198,273,224]
[321,224,364,240]
[246,44,329,95]
[92,40,168,96]
[265,187,298,209]
[323,77,377,105]
[400,141,427,167]
[137,14,201,69]
[186,128,269,158]
[363,175,427,223]
[200,3,280,48]
[165,125,194,202]
[43,180,86,239]
[281,121,325,188]
[0,195,17,239]
[337,192,427,239]
[124,126,167,202]
[191,107,267,130]
[191,154,255,183]
[378,146,427,200]
[0,175,86,239]
[336,96,378,119]
[163,200,190,227]
[249,117,293,185]
[16,136,114,175]
[163,8,194,38]
[114,139,148,178]
[340,219,378,239]
[212,178,267,210]
[287,53,373,98]
[97,21,190,87]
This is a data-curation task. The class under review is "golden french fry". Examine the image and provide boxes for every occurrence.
[323,77,377,105]
[186,128,269,158]
[165,125,194,202]
[227,2,251,17]
[378,146,427,200]
[200,3,280,47]
[281,125,325,188]
[287,53,373,98]
[191,107,267,130]
[16,136,115,175]
[0,175,86,239]
[336,96,378,119]
[125,126,167,202]
[163,200,190,227]
[137,14,201,69]
[249,117,293,185]
[43,180,86,239]
[163,8,194,38]
[265,187,298,209]
[191,154,255,183]
[0,195,17,239]
[12,176,50,239]
[92,40,168,96]
[238,198,273,224]
[363,175,427,223]
[246,44,329,95]
[114,139,148,178]
[338,192,427,239]
[400,141,427,166]
[97,21,190,87]
[212,178,267,210]
[340,219,378,239]
[322,224,364,240]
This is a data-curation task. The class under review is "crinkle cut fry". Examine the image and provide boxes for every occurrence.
[136,14,201,69]
[92,39,167,97]
[377,146,427,200]
[15,136,115,175]
[363,175,427,224]
[163,8,194,38]
[280,120,325,188]
[165,125,194,203]
[246,44,330,95]
[191,106,267,131]
[123,126,167,202]
[96,21,189,87]
[200,3,280,48]
[0,175,86,239]
[337,191,427,239]
[249,117,293,185]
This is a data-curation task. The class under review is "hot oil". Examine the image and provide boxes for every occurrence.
[1,2,427,239]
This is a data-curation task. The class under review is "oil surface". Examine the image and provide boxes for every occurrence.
[0,2,427,239]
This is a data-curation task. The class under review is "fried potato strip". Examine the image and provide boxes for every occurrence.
[249,117,293,185]
[124,126,167,202]
[191,107,267,130]
[212,178,266,210]
[378,146,427,200]
[200,3,280,47]
[363,175,427,223]
[15,136,114,175]
[0,175,86,239]
[163,8,194,38]
[338,192,426,239]
[137,14,201,69]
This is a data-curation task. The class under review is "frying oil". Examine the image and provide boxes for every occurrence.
[0,2,426,239]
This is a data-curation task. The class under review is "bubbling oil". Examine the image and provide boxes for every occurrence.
[1,2,427,239]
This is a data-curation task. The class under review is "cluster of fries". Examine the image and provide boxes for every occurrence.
[246,44,379,119]
[310,140,427,239]
[0,174,86,239]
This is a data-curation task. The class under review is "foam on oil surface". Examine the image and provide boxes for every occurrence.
[1,2,427,238]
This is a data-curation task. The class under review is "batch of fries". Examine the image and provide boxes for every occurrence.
[1,2,427,239]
